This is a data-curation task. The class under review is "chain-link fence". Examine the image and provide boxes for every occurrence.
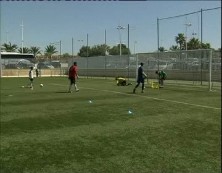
[1,49,221,90]
[68,49,220,90]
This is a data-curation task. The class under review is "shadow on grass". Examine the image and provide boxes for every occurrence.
[55,91,69,94]
[126,92,136,95]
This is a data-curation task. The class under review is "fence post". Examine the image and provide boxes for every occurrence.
[209,49,212,91]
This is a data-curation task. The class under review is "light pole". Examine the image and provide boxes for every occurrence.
[134,41,137,55]
[134,41,138,81]
[117,25,125,57]
[6,31,8,44]
[192,30,197,38]
[20,20,24,54]
[184,20,192,62]
[72,37,74,61]
[77,39,83,56]
[185,22,192,51]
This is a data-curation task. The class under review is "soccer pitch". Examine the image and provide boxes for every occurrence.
[0,77,221,173]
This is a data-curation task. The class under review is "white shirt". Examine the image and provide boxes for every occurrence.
[29,69,34,79]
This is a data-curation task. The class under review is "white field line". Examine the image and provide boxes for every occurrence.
[51,83,221,110]
[108,81,221,93]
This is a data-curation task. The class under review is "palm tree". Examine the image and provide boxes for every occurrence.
[29,46,41,58]
[45,45,58,61]
[169,45,179,51]
[187,38,201,50]
[18,47,30,53]
[175,33,186,50]
[1,42,18,52]
[201,42,211,49]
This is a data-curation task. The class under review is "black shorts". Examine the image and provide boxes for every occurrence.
[69,77,76,84]
[137,77,144,84]
[160,77,166,80]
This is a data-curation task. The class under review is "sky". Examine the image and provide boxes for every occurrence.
[0,1,221,55]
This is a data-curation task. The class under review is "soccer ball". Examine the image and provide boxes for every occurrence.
[40,84,43,87]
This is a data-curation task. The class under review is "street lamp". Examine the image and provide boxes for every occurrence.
[185,22,192,51]
[6,31,8,44]
[77,39,83,55]
[134,41,137,55]
[20,20,24,54]
[117,25,125,57]
[72,37,74,59]
[192,30,197,38]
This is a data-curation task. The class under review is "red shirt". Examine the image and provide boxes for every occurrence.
[69,65,78,78]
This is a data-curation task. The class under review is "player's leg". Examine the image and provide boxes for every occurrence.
[133,81,140,93]
[68,78,74,93]
[29,78,33,89]
[160,78,164,88]
[74,78,79,92]
[141,81,145,93]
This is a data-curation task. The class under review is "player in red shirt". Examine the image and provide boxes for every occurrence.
[68,62,79,93]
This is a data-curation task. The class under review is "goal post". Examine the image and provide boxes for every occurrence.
[135,49,218,91]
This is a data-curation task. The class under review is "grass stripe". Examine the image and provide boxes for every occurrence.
[51,83,221,110]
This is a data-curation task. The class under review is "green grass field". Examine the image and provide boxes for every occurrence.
[0,77,221,173]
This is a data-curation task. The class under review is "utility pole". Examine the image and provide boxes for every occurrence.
[20,20,24,54]
[72,37,74,62]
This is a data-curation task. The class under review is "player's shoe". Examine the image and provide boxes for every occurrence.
[76,89,79,92]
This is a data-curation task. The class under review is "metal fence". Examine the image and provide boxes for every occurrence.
[68,49,221,90]
[1,49,221,90]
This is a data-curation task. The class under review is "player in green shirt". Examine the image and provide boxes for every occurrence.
[155,70,167,88]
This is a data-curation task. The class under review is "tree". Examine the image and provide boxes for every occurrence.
[78,46,90,57]
[109,44,130,55]
[186,38,211,50]
[173,34,212,51]
[169,45,179,51]
[201,42,211,49]
[29,46,41,58]
[175,33,186,50]
[1,42,18,52]
[62,53,70,58]
[45,45,58,61]
[78,44,111,57]
[18,47,30,53]
[187,38,201,50]
[90,44,109,56]
[121,44,131,55]
[109,45,119,55]
[158,47,166,52]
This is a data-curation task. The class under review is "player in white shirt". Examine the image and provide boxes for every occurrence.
[29,66,34,89]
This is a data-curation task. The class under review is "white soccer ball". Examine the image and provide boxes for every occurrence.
[40,84,43,87]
